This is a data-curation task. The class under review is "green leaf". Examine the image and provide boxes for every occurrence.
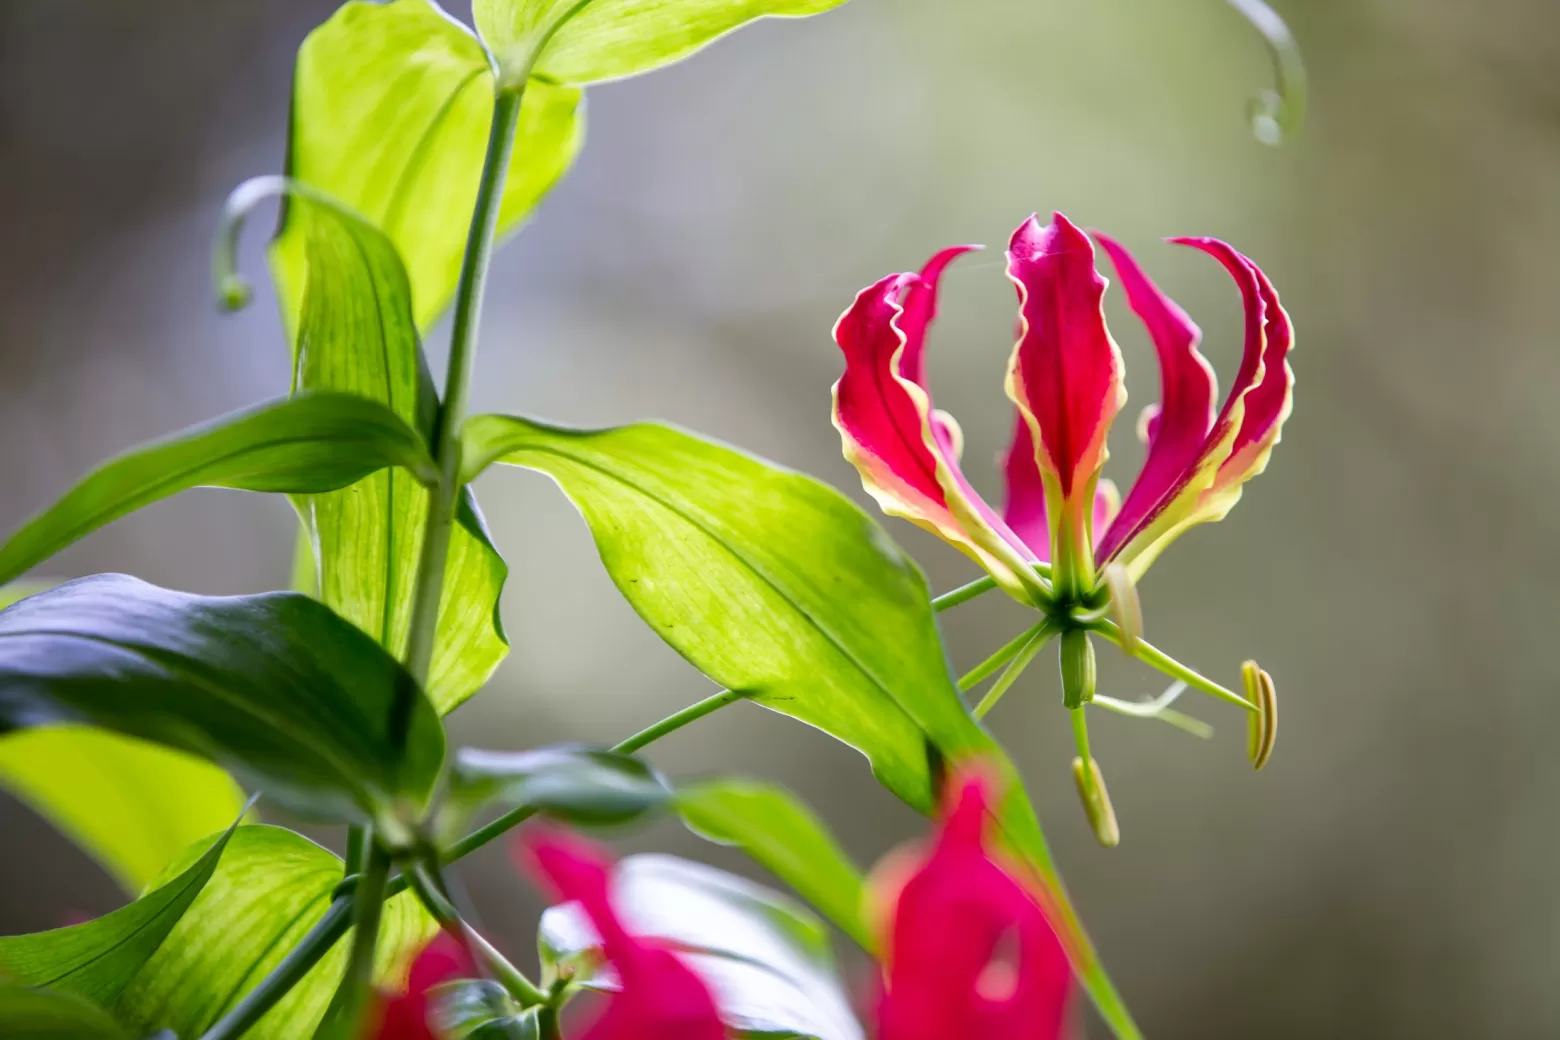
[247,172,510,715]
[539,854,862,1040]
[0,813,240,1007]
[0,727,247,893]
[465,416,1142,1039]
[472,0,850,87]
[0,574,444,826]
[445,745,670,833]
[271,0,583,333]
[0,392,436,588]
[0,984,129,1039]
[0,584,249,893]
[431,980,541,1039]
[676,779,869,954]
[113,825,436,1039]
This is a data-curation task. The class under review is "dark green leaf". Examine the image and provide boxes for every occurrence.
[272,0,582,333]
[253,170,510,715]
[0,813,240,1006]
[113,825,435,1040]
[465,416,1141,1038]
[676,779,869,953]
[472,0,850,87]
[0,393,436,587]
[0,574,444,825]
[446,745,670,831]
[0,585,248,893]
[539,855,861,1040]
[0,984,129,1039]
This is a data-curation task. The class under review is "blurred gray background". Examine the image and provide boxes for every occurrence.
[3,0,1559,1036]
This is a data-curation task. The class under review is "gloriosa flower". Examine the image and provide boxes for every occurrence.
[377,770,1072,1040]
[832,212,1294,605]
[831,213,1292,831]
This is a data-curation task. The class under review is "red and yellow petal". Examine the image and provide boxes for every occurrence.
[1003,214,1126,596]
[834,251,1045,603]
[1097,237,1294,580]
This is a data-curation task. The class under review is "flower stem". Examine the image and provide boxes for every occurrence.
[407,862,549,1007]
[973,622,1057,719]
[1089,619,1256,712]
[612,687,750,754]
[335,842,391,1032]
[932,575,995,612]
[402,86,525,686]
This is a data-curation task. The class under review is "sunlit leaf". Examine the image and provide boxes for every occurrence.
[540,854,862,1040]
[446,745,670,833]
[465,415,1142,1038]
[0,574,443,825]
[0,813,240,1006]
[472,0,849,87]
[113,826,435,1039]
[0,983,129,1039]
[245,176,509,715]
[0,392,436,588]
[271,0,582,333]
[677,779,869,953]
[0,727,246,893]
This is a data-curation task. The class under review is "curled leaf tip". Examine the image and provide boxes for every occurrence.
[1225,0,1307,145]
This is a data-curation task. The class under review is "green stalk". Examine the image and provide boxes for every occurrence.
[334,85,527,1040]
[335,842,391,1033]
[407,862,548,1006]
[435,687,750,868]
[932,575,995,612]
[198,898,354,1040]
[402,86,525,685]
[1089,619,1256,712]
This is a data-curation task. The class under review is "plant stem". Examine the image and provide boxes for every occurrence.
[932,576,994,612]
[198,897,354,1040]
[613,687,749,754]
[402,86,526,686]
[336,843,391,1030]
[1089,619,1256,712]
[345,825,369,876]
[973,622,1056,719]
[407,862,548,1006]
[435,687,750,867]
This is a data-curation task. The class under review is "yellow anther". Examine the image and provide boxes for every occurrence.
[1241,660,1278,770]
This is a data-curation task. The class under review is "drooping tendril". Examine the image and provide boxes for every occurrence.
[1225,0,1308,145]
[211,174,367,313]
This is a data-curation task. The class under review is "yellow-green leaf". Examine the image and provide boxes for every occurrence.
[113,826,435,1039]
[271,0,583,334]
[0,727,245,894]
[473,0,849,87]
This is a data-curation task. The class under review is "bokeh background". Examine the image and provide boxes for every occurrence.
[3,0,1559,1035]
